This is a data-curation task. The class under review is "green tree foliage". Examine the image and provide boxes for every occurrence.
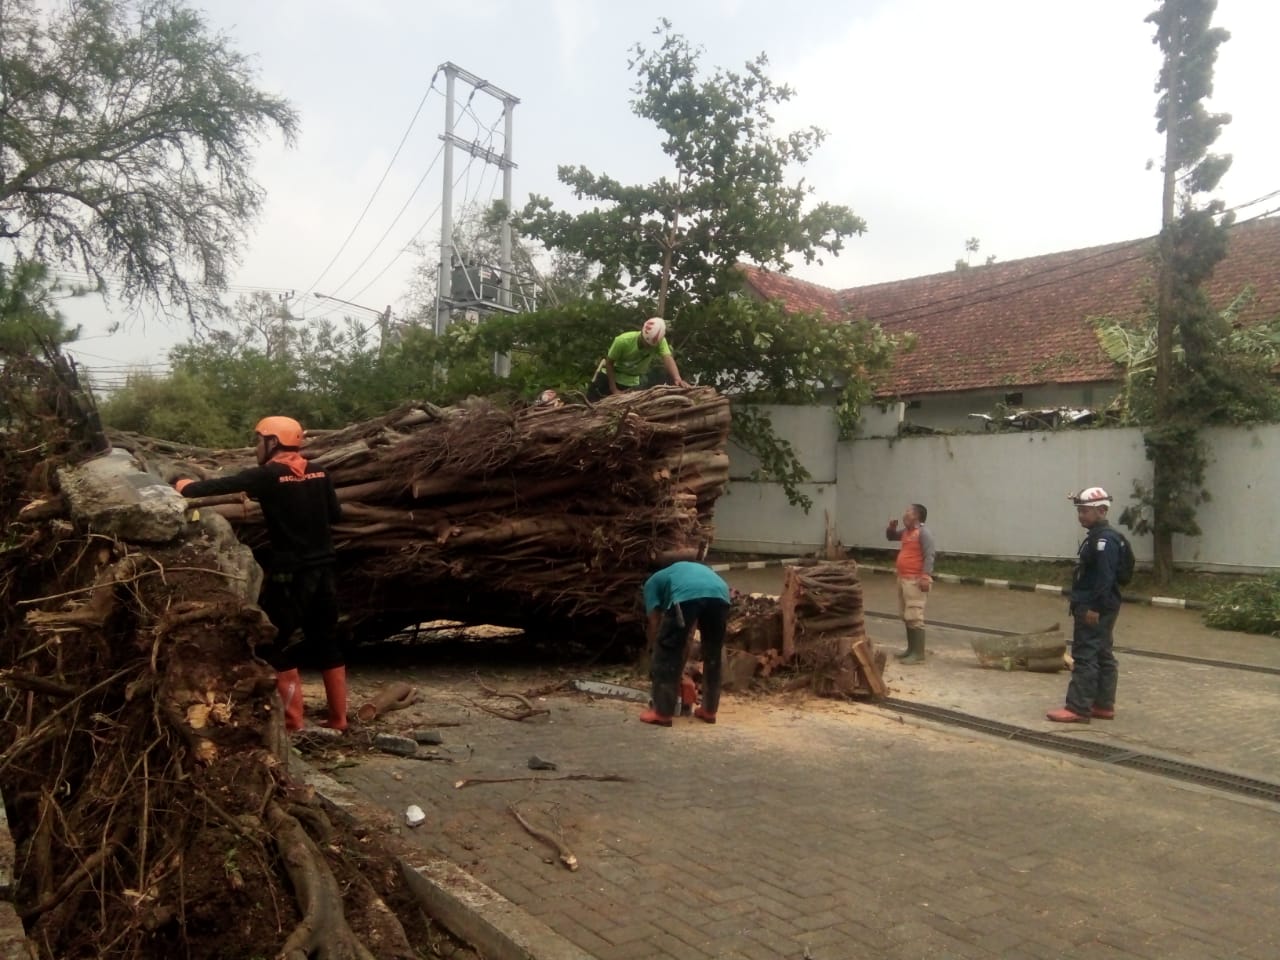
[0,260,79,356]
[1203,574,1280,637]
[515,20,866,317]
[505,21,905,505]
[1093,287,1280,425]
[411,297,906,508]
[1134,0,1234,584]
[100,290,463,444]
[0,0,298,320]
[95,367,240,447]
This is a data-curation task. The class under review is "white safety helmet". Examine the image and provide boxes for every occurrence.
[640,316,666,346]
[1070,486,1112,508]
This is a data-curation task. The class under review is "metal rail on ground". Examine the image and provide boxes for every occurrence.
[878,698,1280,805]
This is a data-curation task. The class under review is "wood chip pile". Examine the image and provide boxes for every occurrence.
[114,387,731,649]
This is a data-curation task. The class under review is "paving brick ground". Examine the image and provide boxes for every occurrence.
[323,570,1280,960]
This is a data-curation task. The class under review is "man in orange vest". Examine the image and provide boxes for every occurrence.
[174,416,347,732]
[886,503,936,664]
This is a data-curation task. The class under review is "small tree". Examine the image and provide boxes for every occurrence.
[509,21,903,504]
[1137,0,1233,584]
[0,0,298,321]
[515,20,866,318]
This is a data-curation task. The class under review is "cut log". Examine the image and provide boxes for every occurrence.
[971,625,1066,671]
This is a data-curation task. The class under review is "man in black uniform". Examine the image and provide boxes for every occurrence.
[1047,486,1121,724]
[174,416,346,732]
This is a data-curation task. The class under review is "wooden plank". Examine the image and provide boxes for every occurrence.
[851,639,888,699]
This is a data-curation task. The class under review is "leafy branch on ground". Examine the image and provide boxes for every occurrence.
[1201,575,1280,637]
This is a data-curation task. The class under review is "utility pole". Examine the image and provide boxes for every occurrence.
[433,61,520,355]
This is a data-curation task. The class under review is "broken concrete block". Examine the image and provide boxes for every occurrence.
[57,447,187,543]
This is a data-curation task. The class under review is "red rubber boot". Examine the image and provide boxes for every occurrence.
[320,666,349,731]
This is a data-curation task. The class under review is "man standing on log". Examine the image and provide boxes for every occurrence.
[886,503,935,665]
[586,316,692,400]
[639,561,731,727]
[173,416,347,733]
[1047,487,1121,724]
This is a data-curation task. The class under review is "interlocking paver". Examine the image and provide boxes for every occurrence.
[326,571,1280,960]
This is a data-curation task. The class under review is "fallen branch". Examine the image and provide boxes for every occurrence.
[453,774,631,789]
[355,682,419,723]
[467,694,550,722]
[509,804,578,871]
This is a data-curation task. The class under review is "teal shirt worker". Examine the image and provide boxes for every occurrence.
[640,561,733,727]
[643,561,732,613]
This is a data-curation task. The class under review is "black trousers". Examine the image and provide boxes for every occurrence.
[1066,607,1119,714]
[586,369,638,402]
[258,566,343,672]
[650,597,729,716]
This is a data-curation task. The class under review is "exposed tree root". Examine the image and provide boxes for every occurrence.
[0,354,474,959]
[266,800,380,960]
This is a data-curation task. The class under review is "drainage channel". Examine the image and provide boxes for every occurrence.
[864,609,1280,676]
[879,698,1280,804]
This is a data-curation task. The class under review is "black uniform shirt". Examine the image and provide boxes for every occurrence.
[181,461,342,573]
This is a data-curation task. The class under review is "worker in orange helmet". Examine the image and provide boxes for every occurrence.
[173,416,347,733]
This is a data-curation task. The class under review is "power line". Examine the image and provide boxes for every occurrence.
[314,140,447,311]
[335,152,487,309]
[309,94,505,319]
[296,71,441,304]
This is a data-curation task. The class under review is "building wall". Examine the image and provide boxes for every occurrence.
[711,481,839,554]
[715,403,1280,572]
[725,404,838,482]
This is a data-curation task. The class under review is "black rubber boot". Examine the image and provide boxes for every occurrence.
[894,625,914,660]
[899,627,926,665]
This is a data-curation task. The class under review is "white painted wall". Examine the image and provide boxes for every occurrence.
[711,481,838,554]
[716,402,1280,572]
[836,428,1152,563]
[726,404,838,482]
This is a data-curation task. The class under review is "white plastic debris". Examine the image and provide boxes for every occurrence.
[404,805,426,828]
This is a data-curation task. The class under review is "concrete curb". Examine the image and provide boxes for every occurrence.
[298,761,592,960]
[0,802,36,959]
[708,557,1206,610]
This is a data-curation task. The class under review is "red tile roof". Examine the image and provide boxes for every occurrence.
[739,216,1280,397]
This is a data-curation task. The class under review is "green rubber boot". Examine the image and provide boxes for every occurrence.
[899,627,926,665]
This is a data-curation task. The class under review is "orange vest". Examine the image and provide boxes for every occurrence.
[895,527,925,578]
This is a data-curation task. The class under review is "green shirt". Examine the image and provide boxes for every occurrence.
[600,330,672,386]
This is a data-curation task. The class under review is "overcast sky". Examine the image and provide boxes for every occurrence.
[60,0,1279,383]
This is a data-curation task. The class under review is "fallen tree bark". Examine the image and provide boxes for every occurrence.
[111,387,732,652]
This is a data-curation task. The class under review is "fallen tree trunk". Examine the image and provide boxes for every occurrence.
[111,387,732,651]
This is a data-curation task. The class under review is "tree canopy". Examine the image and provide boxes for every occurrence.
[515,20,866,317]
[0,0,298,321]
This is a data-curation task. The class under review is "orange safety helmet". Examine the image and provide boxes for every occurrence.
[254,416,304,448]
